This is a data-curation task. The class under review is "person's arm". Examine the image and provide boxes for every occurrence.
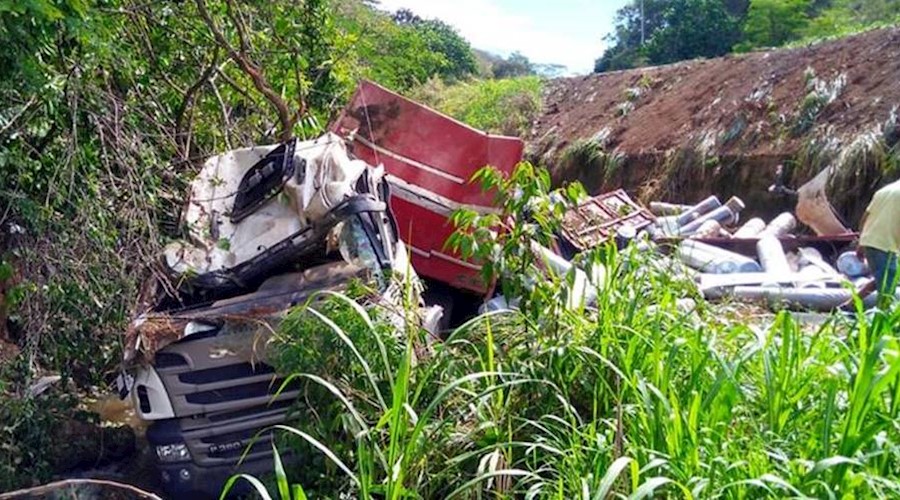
[856,210,871,259]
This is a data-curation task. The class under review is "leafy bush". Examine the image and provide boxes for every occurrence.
[248,163,900,499]
[410,77,543,136]
[597,0,900,71]
[0,357,80,489]
[0,0,483,391]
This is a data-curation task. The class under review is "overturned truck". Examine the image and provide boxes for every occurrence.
[121,81,522,498]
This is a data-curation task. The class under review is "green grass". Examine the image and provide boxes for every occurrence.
[559,137,624,188]
[233,164,900,499]
[410,76,542,136]
[786,14,900,50]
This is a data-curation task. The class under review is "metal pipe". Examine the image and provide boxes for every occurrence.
[531,241,599,306]
[732,286,876,311]
[698,271,837,290]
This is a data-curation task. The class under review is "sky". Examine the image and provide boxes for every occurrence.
[375,0,631,75]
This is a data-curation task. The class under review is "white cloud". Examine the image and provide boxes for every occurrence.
[375,0,605,74]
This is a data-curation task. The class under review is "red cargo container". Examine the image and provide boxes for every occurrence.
[331,80,524,293]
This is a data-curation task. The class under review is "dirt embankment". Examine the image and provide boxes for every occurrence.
[530,27,900,226]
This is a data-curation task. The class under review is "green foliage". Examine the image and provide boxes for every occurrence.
[0,0,88,93]
[792,68,847,135]
[596,0,900,72]
[644,0,743,65]
[335,2,478,91]
[220,444,309,500]
[392,9,478,81]
[473,50,555,79]
[0,357,81,490]
[490,51,535,79]
[802,0,900,40]
[252,165,900,498]
[741,0,813,48]
[410,76,543,136]
[596,0,744,72]
[594,0,668,72]
[558,137,625,187]
[448,163,583,322]
[0,0,482,394]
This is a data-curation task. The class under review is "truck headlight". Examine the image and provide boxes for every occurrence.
[155,443,191,463]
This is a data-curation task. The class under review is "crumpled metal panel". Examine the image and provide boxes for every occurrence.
[124,262,364,364]
[331,80,524,293]
[561,189,655,252]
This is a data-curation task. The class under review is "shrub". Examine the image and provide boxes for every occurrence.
[238,163,900,499]
[410,77,543,136]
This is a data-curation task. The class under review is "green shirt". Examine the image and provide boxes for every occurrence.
[860,180,900,254]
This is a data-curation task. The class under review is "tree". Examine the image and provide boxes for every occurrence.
[392,9,477,80]
[803,0,900,39]
[742,0,812,48]
[644,0,743,64]
[594,0,742,72]
[595,0,668,72]
[336,3,478,89]
[492,52,534,78]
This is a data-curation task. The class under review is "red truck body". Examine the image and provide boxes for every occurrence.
[331,80,524,293]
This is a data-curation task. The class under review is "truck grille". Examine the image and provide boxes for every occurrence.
[150,401,298,468]
[152,327,301,418]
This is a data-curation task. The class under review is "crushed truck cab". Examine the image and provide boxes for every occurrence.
[122,80,524,498]
[124,133,411,497]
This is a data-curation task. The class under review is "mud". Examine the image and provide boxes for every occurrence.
[530,27,900,225]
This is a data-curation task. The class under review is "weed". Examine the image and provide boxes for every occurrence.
[558,138,624,189]
[0,356,81,489]
[883,106,899,148]
[616,100,635,117]
[239,164,900,499]
[792,69,847,135]
[624,86,643,103]
[409,77,542,136]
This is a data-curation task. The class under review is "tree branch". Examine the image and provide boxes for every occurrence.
[224,0,251,54]
[0,96,39,142]
[175,47,221,159]
[0,479,163,500]
[195,0,295,142]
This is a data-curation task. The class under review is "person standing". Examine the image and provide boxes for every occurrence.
[856,179,900,299]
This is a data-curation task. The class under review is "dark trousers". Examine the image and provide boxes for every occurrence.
[864,247,898,295]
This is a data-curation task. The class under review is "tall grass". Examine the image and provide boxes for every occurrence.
[409,76,542,136]
[228,164,900,499]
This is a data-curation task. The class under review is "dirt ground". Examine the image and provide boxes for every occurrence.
[529,27,900,222]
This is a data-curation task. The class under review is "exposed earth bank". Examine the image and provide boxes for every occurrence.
[529,27,900,226]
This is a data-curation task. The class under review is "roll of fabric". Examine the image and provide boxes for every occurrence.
[761,212,797,237]
[675,196,722,226]
[733,218,766,238]
[678,239,762,274]
[649,201,693,216]
[757,235,792,274]
[836,251,869,278]
[679,197,745,236]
